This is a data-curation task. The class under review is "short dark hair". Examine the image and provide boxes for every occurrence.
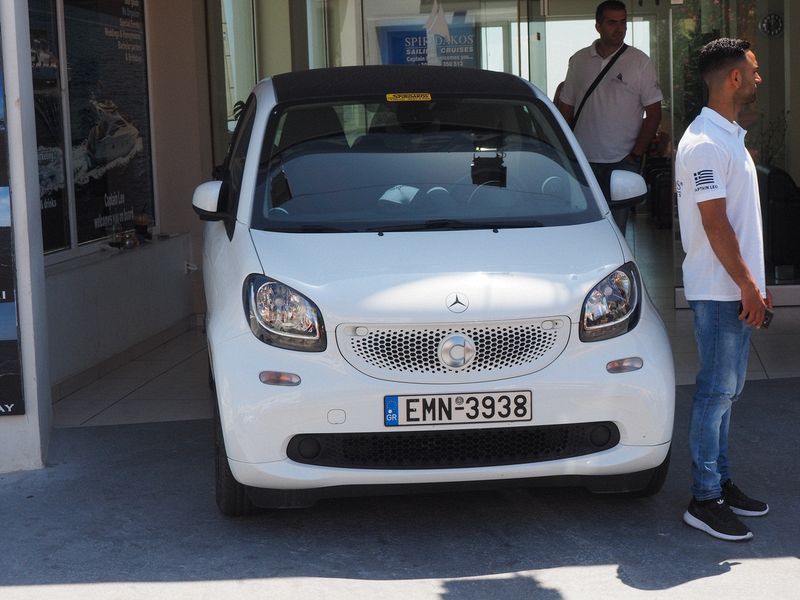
[698,38,752,81]
[596,1,626,23]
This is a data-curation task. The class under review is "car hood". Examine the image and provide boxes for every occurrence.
[249,221,627,323]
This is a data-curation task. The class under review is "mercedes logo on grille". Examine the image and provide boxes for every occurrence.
[439,334,476,369]
[445,292,469,313]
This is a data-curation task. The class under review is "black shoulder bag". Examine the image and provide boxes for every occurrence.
[571,43,628,130]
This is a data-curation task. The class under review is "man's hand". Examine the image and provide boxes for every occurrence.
[738,283,766,328]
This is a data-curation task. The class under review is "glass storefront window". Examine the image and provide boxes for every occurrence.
[670,1,757,145]
[542,17,652,99]
[306,0,328,69]
[221,0,256,130]
[29,0,70,253]
[362,0,517,71]
[671,1,794,288]
[64,0,154,247]
[29,0,156,254]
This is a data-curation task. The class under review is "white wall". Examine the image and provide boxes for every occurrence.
[45,234,194,396]
[147,0,214,315]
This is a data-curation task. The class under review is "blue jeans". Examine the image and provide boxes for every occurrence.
[688,300,752,501]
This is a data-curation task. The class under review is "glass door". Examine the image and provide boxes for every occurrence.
[671,1,795,295]
[525,1,668,103]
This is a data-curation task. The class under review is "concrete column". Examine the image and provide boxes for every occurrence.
[0,0,52,473]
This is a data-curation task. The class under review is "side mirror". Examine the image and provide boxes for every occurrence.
[192,180,224,221]
[609,170,648,208]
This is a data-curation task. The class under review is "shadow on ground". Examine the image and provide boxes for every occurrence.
[2,379,797,596]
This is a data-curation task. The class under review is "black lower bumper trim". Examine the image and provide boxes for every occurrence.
[286,422,620,469]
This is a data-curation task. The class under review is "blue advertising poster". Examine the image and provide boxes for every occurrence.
[377,3,476,69]
[0,29,25,416]
[377,24,477,68]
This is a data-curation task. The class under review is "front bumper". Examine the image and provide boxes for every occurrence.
[210,301,674,491]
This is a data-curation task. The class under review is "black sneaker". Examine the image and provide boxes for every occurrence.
[722,480,769,517]
[683,497,753,541]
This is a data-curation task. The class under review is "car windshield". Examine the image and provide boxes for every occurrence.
[252,97,601,232]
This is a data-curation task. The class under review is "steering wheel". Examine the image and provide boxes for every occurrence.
[467,180,504,204]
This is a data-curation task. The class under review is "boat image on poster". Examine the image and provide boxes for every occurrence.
[37,96,144,194]
[86,97,140,169]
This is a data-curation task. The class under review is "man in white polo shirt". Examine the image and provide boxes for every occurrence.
[676,38,771,542]
[559,0,662,233]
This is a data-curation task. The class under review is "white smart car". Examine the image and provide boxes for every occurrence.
[193,65,674,515]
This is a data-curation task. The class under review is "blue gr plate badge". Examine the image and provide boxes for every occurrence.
[384,395,400,426]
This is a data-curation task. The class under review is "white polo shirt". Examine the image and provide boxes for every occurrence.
[561,42,662,163]
[676,107,765,301]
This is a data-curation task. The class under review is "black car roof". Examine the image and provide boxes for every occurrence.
[270,65,536,104]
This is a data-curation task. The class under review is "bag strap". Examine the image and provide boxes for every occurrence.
[571,43,628,130]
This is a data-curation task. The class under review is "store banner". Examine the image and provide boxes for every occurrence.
[0,25,25,416]
[377,5,476,68]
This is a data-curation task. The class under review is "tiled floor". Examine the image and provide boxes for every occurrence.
[52,213,800,428]
[624,210,800,384]
[53,329,213,428]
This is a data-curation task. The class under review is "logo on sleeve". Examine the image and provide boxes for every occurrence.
[693,169,718,191]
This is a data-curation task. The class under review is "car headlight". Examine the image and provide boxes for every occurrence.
[244,275,326,351]
[579,262,641,342]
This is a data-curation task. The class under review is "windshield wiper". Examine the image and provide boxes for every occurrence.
[369,219,476,233]
[269,224,350,233]
[371,219,545,233]
[420,219,477,230]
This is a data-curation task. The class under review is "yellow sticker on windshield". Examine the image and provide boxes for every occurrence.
[386,92,432,102]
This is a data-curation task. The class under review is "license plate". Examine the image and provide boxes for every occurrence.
[384,391,532,427]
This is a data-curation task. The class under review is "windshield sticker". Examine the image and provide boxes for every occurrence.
[386,93,432,102]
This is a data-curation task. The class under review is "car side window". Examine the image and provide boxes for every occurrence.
[218,95,257,234]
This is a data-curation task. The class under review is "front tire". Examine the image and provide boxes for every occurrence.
[214,403,258,516]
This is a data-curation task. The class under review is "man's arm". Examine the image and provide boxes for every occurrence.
[559,102,574,127]
[697,198,767,327]
[628,101,661,161]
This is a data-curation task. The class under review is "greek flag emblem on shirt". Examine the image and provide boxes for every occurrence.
[693,170,715,186]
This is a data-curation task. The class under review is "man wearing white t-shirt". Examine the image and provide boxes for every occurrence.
[676,38,772,542]
[559,0,662,233]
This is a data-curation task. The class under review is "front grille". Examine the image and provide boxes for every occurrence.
[336,318,570,384]
[287,422,619,469]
